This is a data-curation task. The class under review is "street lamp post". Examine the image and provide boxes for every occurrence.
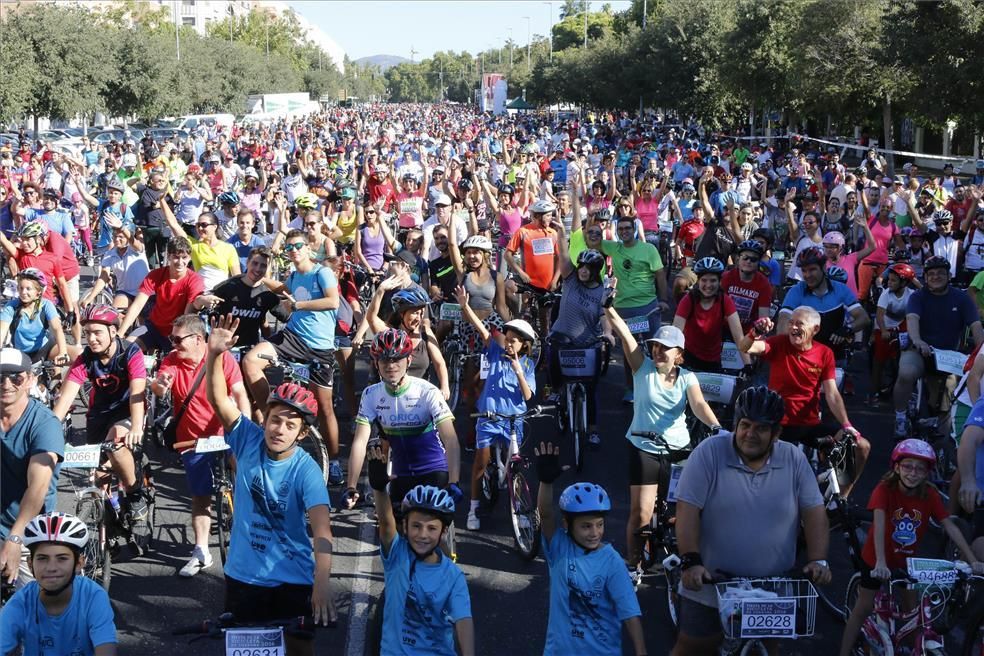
[583,1,589,48]
[508,28,513,67]
[265,14,269,60]
[543,2,553,62]
[523,15,531,69]
[173,0,180,61]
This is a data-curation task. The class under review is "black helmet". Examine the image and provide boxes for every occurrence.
[734,386,785,427]
[737,239,765,258]
[923,256,950,276]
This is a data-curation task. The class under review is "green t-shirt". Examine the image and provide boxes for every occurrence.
[569,229,587,265]
[601,239,662,309]
[970,270,984,314]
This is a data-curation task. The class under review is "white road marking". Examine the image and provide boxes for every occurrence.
[343,484,378,656]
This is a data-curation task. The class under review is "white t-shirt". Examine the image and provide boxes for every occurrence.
[963,229,984,271]
[100,246,150,297]
[876,287,913,330]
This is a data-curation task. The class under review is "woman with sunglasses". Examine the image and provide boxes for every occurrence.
[783,186,826,283]
[159,203,240,292]
[354,201,391,275]
[288,210,335,265]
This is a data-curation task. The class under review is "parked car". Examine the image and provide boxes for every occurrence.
[145,127,190,144]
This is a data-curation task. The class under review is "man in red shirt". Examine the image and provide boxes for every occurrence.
[118,237,208,354]
[721,239,773,333]
[738,308,870,496]
[150,314,250,577]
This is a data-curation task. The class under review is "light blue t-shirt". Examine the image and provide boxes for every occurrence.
[23,208,73,240]
[961,397,984,491]
[0,299,58,353]
[0,576,117,656]
[223,415,331,587]
[380,533,471,656]
[476,340,537,443]
[94,201,135,249]
[542,530,641,656]
[781,278,859,315]
[1,399,64,540]
[626,358,698,451]
[285,265,338,351]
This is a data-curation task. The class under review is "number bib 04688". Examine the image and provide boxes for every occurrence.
[739,599,797,638]
[225,628,285,656]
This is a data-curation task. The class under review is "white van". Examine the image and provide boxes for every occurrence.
[159,114,235,133]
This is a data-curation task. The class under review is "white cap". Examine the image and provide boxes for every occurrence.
[435,193,452,206]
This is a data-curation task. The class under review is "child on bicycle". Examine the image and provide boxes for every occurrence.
[533,442,647,656]
[0,512,117,656]
[0,268,71,365]
[868,263,917,405]
[366,445,474,655]
[455,283,537,532]
[839,439,984,656]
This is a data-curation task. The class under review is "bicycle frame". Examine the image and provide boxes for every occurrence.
[862,580,947,654]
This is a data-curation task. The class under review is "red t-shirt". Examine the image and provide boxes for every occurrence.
[158,351,241,448]
[44,231,80,281]
[861,481,948,569]
[16,251,63,302]
[674,293,737,363]
[138,267,205,336]
[367,178,395,211]
[721,269,772,333]
[761,335,836,426]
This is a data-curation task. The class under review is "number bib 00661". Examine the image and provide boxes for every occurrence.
[62,444,102,469]
[225,628,285,656]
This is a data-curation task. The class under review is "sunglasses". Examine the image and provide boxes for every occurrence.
[283,242,306,252]
[196,222,214,229]
[740,255,760,263]
[0,371,27,385]
[168,333,198,346]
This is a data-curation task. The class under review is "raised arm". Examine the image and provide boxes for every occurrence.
[204,315,244,430]
[603,303,645,373]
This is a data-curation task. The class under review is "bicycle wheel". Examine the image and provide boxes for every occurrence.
[75,492,111,591]
[572,386,586,473]
[447,350,463,411]
[302,426,330,485]
[843,572,862,624]
[962,606,984,656]
[508,469,540,560]
[664,563,682,628]
[480,461,499,509]
[215,463,234,565]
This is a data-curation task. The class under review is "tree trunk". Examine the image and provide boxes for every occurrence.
[33,115,39,142]
[882,95,895,176]
[748,101,755,139]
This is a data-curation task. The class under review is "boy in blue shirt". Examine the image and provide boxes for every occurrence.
[0,512,117,656]
[535,442,647,656]
[366,444,474,655]
[205,315,337,656]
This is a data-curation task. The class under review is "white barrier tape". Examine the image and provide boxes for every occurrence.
[791,133,975,164]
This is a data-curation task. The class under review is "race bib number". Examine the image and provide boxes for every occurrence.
[694,373,738,405]
[231,350,242,363]
[933,349,965,377]
[530,237,554,256]
[399,198,419,215]
[906,558,957,588]
[739,599,797,638]
[558,348,598,378]
[666,464,684,503]
[225,628,285,656]
[440,302,463,322]
[290,363,311,383]
[195,436,230,454]
[62,444,102,469]
[480,353,490,380]
[625,316,650,336]
[773,250,786,262]
[720,342,743,371]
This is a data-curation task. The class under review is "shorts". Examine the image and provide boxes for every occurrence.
[270,329,336,388]
[140,321,173,354]
[66,276,80,304]
[678,595,724,639]
[224,574,313,632]
[872,330,900,363]
[615,299,661,341]
[26,339,55,363]
[780,419,841,450]
[335,334,353,350]
[180,450,217,497]
[388,471,449,519]
[460,311,504,354]
[85,416,132,446]
[475,417,523,450]
[628,443,689,486]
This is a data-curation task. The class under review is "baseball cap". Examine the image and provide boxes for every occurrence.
[0,348,32,374]
[646,325,685,350]
[882,176,893,184]
[435,194,452,207]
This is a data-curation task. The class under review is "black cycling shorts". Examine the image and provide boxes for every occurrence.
[269,329,336,389]
[779,420,841,450]
[628,443,688,487]
[224,574,313,635]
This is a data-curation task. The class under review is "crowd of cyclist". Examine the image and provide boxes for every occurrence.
[2,103,984,655]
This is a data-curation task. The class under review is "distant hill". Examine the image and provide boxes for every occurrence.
[353,54,411,71]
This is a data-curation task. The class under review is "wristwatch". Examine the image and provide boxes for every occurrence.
[811,559,829,568]
[7,535,23,545]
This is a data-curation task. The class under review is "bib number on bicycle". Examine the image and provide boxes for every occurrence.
[932,349,965,376]
[720,342,743,371]
[694,373,737,405]
[440,302,462,322]
[290,364,311,383]
[62,444,102,469]
[666,464,684,503]
[479,353,490,380]
[625,316,650,336]
[739,600,796,638]
[559,349,597,378]
[225,628,285,656]
[195,436,230,454]
[906,558,957,589]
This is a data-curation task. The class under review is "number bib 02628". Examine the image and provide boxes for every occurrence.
[739,599,797,638]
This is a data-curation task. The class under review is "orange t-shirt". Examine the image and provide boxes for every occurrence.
[507,224,557,290]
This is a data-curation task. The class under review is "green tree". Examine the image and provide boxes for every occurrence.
[0,20,38,123]
[552,8,613,51]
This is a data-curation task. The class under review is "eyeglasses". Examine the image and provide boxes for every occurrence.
[168,333,198,346]
[0,371,27,385]
[196,222,214,229]
[283,242,306,252]
[740,255,760,263]
[305,222,319,227]
[898,462,928,474]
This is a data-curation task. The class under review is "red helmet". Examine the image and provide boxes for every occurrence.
[796,245,827,269]
[268,382,318,424]
[370,328,414,360]
[890,438,936,468]
[889,263,916,282]
[80,303,120,327]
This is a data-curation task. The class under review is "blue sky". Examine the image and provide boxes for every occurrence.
[288,0,632,61]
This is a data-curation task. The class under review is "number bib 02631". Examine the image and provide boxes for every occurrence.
[225,628,285,656]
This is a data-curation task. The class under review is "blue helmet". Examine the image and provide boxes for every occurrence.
[401,485,455,525]
[559,483,611,515]
[217,191,240,206]
[826,266,848,283]
[390,287,430,315]
[693,257,725,276]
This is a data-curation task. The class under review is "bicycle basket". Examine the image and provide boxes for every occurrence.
[558,347,600,380]
[714,578,817,640]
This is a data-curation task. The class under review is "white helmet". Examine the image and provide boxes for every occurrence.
[503,319,538,342]
[23,512,89,551]
[459,235,493,252]
[530,199,557,214]
[121,153,138,168]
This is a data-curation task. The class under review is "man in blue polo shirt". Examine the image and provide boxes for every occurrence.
[226,209,266,270]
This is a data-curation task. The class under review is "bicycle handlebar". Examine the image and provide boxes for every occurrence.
[172,612,325,639]
[470,404,556,420]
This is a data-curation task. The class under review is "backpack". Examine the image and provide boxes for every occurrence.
[7,301,49,345]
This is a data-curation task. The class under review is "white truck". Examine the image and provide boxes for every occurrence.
[244,93,319,123]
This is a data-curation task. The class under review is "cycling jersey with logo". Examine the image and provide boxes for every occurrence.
[355,377,453,477]
[212,276,282,347]
[66,338,146,422]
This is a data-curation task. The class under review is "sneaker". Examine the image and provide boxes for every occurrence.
[127,495,149,523]
[622,390,634,404]
[328,461,344,486]
[178,546,213,578]
[588,433,601,450]
[628,564,643,590]
[466,512,480,531]
[894,413,909,439]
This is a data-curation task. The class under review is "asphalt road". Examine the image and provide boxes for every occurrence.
[49,332,929,656]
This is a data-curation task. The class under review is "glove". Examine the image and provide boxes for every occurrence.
[367,456,390,492]
[751,317,770,337]
[446,483,463,504]
[536,448,564,484]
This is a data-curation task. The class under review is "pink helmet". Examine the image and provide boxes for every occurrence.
[80,303,121,327]
[822,231,845,247]
[890,438,936,467]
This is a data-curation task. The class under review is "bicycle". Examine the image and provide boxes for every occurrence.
[555,340,609,471]
[514,280,559,364]
[907,347,963,490]
[846,560,983,656]
[258,353,330,484]
[629,431,691,621]
[173,612,327,648]
[171,435,235,565]
[62,440,157,592]
[470,405,554,560]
